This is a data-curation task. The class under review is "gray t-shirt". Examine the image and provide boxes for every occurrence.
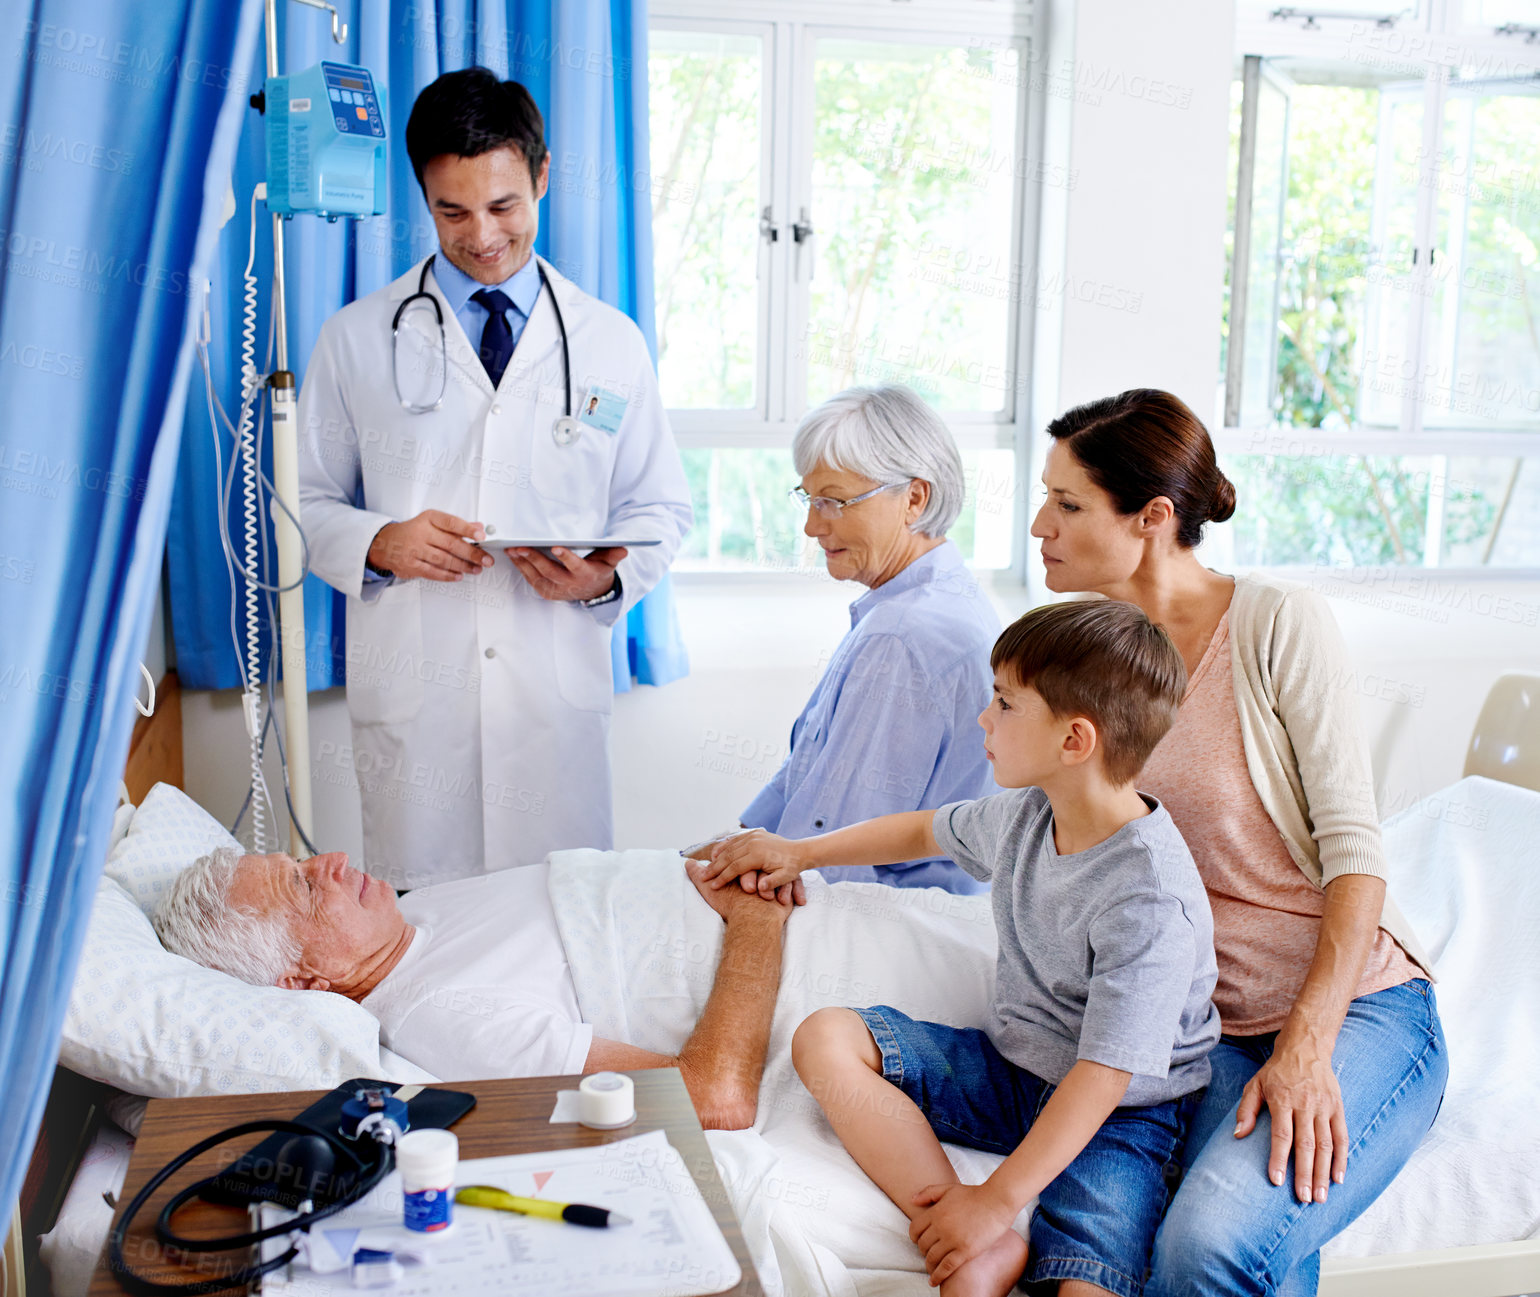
[933,786,1219,1106]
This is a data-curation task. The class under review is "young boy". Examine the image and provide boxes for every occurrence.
[704,600,1220,1297]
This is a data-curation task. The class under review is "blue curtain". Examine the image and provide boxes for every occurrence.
[168,0,689,695]
[0,0,262,1219]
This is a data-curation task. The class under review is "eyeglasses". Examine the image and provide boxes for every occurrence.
[789,480,910,519]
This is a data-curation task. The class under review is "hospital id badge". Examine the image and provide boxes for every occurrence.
[578,386,626,435]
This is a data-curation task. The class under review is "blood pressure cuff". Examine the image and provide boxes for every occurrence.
[197,1080,475,1209]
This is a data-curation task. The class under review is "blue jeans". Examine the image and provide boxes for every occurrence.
[1146,979,1447,1297]
[854,1006,1199,1297]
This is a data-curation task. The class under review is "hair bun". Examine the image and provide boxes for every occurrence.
[1209,474,1237,524]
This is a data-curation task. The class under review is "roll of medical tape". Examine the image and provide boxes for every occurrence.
[577,1072,636,1129]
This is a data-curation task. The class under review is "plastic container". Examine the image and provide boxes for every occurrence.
[396,1129,458,1233]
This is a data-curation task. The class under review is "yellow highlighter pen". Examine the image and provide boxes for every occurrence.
[455,1184,631,1228]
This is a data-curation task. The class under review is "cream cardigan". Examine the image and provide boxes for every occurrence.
[1227,574,1434,978]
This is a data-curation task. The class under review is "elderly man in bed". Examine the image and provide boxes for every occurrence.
[152,846,791,1130]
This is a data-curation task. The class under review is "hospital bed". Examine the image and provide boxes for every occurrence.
[549,775,1540,1297]
[29,675,1540,1297]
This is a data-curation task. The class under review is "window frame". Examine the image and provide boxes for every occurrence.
[649,0,1037,580]
[1222,7,1540,575]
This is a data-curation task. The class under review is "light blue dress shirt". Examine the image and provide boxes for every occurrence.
[432,249,543,354]
[741,541,1001,893]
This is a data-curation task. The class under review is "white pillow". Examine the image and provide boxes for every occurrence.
[63,783,436,1098]
[104,782,242,913]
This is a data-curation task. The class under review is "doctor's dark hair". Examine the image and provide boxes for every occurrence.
[1045,389,1236,548]
[990,600,1186,785]
[405,66,548,191]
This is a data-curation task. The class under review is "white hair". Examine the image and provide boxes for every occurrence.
[152,846,301,987]
[791,384,965,538]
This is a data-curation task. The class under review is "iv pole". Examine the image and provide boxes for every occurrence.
[263,0,348,852]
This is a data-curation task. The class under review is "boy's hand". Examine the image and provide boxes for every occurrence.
[702,828,808,896]
[685,860,794,927]
[909,1182,1018,1285]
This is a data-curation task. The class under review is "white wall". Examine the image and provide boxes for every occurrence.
[1030,0,1236,425]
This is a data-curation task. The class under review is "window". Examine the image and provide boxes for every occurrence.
[1238,0,1424,18]
[1221,29,1540,570]
[649,6,1030,573]
[1460,0,1540,28]
[674,446,1017,571]
[803,39,1021,414]
[649,29,766,412]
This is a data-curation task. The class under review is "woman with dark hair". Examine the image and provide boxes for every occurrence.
[1031,389,1447,1297]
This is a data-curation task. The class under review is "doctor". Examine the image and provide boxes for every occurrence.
[298,68,692,888]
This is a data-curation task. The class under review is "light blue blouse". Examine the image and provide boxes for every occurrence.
[741,540,1001,893]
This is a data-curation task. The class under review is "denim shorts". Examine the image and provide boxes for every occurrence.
[854,1005,1198,1297]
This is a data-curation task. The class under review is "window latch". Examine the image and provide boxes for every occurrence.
[793,206,815,280]
[760,205,779,243]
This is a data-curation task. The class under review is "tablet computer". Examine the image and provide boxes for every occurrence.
[468,536,662,559]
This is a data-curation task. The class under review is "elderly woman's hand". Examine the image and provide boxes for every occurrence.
[703,828,810,897]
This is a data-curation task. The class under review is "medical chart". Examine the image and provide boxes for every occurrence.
[258,1129,742,1296]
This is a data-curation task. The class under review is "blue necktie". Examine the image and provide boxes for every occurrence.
[471,288,514,388]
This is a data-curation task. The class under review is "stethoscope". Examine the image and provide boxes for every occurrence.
[391,253,581,446]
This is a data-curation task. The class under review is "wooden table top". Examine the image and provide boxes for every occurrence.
[90,1070,761,1296]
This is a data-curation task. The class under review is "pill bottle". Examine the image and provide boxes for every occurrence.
[397,1129,458,1233]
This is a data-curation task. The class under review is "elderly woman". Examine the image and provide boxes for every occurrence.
[730,384,1000,894]
[1031,388,1447,1297]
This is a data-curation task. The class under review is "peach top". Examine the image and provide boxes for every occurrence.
[1140,609,1421,1034]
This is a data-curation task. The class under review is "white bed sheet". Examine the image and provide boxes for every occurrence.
[38,1121,134,1297]
[549,776,1540,1297]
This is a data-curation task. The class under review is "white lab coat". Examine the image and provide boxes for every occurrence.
[297,255,691,887]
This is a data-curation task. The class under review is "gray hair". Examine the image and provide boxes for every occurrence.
[791,384,965,538]
[152,846,301,987]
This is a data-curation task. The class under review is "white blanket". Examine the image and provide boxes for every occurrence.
[1316,776,1540,1260]
[548,776,1540,1296]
